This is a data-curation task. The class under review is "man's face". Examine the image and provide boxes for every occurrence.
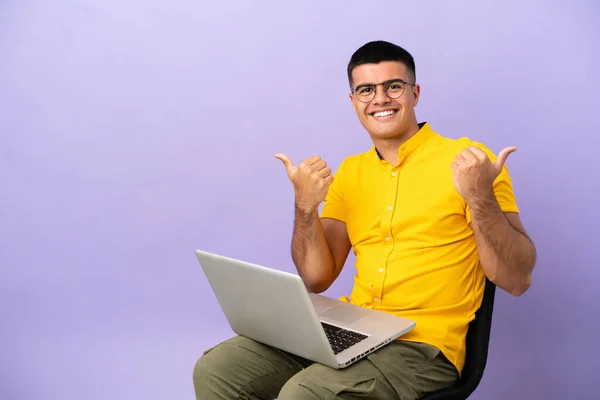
[349,61,420,140]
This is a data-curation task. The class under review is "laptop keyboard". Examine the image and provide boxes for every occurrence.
[321,322,368,355]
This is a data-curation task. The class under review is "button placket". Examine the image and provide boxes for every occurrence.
[374,167,399,307]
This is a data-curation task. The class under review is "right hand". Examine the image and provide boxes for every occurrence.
[274,153,334,212]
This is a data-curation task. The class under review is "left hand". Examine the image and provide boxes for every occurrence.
[451,146,516,204]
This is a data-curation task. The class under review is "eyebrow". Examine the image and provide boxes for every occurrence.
[353,78,408,90]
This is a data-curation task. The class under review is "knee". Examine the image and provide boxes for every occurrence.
[192,353,212,386]
[192,351,216,391]
[192,338,236,391]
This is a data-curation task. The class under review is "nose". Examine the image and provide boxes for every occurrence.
[372,84,391,105]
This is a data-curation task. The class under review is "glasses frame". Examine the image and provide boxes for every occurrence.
[350,78,416,103]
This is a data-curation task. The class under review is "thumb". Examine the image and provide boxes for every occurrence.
[493,146,517,171]
[274,153,296,174]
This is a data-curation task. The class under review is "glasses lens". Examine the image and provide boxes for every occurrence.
[355,86,375,103]
[385,81,405,99]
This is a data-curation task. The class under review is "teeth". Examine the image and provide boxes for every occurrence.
[373,110,396,117]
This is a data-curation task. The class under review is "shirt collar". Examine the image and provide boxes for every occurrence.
[371,121,435,164]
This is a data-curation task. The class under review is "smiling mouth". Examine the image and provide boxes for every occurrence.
[371,110,397,118]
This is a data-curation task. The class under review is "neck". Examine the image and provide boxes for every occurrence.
[372,122,420,165]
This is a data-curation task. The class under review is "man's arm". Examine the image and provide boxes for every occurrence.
[469,193,537,296]
[452,144,536,296]
[292,207,351,293]
[274,152,351,293]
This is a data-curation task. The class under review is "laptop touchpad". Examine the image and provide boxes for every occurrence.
[321,305,371,325]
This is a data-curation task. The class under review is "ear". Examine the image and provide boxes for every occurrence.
[349,92,356,112]
[412,83,421,107]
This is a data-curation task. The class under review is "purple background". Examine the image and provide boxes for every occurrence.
[1,1,598,399]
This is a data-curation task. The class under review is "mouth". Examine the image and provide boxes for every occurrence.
[370,109,398,120]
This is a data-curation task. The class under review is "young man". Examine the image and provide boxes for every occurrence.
[193,40,537,400]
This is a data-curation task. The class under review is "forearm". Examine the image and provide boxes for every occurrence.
[292,204,336,293]
[469,192,536,296]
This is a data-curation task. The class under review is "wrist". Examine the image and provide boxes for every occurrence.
[466,188,500,212]
[295,200,319,215]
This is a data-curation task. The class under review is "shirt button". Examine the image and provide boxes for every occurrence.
[387,205,392,211]
[385,236,390,242]
[391,172,397,176]
[379,268,384,273]
[374,298,379,302]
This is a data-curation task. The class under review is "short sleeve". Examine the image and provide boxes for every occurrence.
[320,159,347,222]
[466,143,520,224]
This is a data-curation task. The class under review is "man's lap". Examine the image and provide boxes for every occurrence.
[193,335,458,399]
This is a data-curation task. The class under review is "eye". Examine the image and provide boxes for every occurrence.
[357,87,373,95]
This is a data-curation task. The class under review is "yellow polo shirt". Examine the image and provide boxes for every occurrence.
[320,122,519,374]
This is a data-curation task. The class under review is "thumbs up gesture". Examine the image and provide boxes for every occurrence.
[275,153,334,212]
[451,146,517,204]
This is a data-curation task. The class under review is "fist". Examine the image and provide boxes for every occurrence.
[451,145,516,203]
[275,153,333,212]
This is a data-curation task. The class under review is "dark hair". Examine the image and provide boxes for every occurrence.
[347,40,416,87]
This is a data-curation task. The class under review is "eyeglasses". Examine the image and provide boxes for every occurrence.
[351,78,415,103]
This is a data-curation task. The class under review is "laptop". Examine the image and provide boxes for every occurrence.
[195,249,416,369]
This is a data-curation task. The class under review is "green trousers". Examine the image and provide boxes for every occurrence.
[193,335,458,399]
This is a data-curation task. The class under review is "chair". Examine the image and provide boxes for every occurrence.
[420,279,497,400]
